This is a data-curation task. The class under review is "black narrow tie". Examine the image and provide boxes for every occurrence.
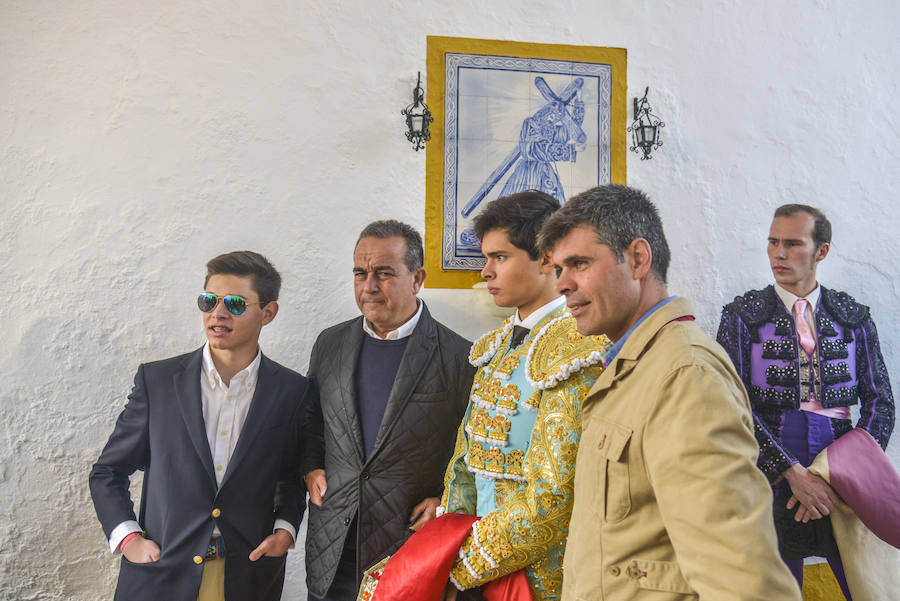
[510,325,531,349]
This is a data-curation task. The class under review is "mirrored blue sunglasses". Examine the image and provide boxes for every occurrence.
[197,293,262,316]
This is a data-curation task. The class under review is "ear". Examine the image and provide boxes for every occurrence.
[627,238,653,280]
[412,268,427,293]
[815,242,830,263]
[260,301,279,326]
[537,252,555,275]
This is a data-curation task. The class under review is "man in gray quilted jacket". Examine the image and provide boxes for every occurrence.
[301,220,475,601]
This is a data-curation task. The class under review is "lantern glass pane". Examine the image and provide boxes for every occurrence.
[638,125,656,145]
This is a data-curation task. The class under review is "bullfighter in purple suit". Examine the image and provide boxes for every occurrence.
[717,204,894,600]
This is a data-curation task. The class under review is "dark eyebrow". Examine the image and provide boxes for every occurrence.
[353,265,397,273]
[484,250,509,258]
[551,254,589,271]
[560,254,590,266]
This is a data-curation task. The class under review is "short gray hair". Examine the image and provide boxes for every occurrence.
[355,220,424,272]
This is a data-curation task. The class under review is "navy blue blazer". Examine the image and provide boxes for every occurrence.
[89,348,310,601]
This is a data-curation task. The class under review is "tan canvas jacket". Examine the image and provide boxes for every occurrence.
[562,297,800,601]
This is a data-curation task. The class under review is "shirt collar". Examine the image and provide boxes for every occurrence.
[201,342,262,390]
[774,282,820,313]
[604,296,677,365]
[362,299,423,340]
[513,296,566,329]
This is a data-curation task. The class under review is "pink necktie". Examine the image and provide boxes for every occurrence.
[793,299,848,418]
[793,298,815,356]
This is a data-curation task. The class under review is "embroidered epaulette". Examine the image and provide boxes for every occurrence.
[724,286,778,328]
[524,314,609,390]
[469,318,514,367]
[820,287,870,329]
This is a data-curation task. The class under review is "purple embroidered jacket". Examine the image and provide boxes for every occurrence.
[717,285,894,482]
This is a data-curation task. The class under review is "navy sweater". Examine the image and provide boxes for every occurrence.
[354,335,409,458]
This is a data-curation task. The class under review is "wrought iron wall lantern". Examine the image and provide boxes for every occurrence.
[402,71,433,151]
[628,86,665,160]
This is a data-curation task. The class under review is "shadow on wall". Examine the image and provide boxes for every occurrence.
[5,315,132,600]
[282,512,309,599]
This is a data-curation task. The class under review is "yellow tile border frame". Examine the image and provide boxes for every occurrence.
[424,35,627,289]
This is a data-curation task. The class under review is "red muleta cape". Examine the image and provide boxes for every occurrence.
[370,513,533,601]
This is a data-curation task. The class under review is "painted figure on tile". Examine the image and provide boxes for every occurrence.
[301,220,475,601]
[717,204,895,599]
[89,251,310,601]
[461,77,586,224]
[542,185,801,601]
[498,77,586,200]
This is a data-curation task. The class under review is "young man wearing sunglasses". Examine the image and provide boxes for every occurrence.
[90,251,311,601]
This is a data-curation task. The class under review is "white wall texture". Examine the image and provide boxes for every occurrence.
[2,1,898,599]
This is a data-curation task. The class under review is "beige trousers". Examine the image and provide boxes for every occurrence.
[197,559,225,601]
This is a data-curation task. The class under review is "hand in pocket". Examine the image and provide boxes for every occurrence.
[122,537,161,563]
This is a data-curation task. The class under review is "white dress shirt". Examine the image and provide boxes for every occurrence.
[513,296,567,329]
[361,298,424,340]
[774,282,821,343]
[108,344,295,553]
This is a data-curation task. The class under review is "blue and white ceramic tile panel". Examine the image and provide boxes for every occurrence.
[442,52,613,271]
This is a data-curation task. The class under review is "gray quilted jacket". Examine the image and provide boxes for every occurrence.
[301,303,474,598]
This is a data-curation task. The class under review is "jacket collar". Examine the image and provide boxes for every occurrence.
[773,282,821,314]
[174,348,216,487]
[337,318,367,462]
[590,297,696,394]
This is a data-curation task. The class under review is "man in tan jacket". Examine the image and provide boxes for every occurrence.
[538,185,800,601]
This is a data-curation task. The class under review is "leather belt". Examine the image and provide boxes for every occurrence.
[205,536,226,561]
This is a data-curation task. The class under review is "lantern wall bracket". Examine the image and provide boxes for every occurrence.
[627,86,665,160]
[402,71,433,152]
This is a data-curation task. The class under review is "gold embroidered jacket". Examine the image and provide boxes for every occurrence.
[439,307,608,601]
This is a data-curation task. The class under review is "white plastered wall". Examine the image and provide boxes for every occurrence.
[1,1,898,599]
